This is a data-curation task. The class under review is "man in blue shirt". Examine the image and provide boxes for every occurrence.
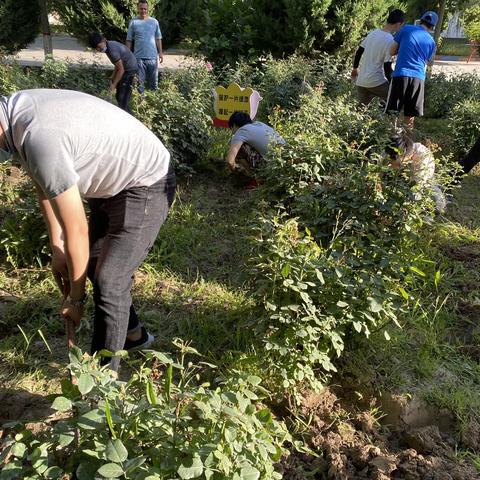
[386,11,437,130]
[126,0,163,93]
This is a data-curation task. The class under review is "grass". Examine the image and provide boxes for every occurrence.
[438,38,477,57]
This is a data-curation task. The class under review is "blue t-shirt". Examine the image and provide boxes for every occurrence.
[393,25,436,81]
[126,17,162,59]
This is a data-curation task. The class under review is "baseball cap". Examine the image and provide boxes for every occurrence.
[420,11,438,28]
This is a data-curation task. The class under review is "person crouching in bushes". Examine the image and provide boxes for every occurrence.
[226,111,286,189]
[385,135,446,213]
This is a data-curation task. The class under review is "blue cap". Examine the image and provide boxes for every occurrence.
[420,11,438,28]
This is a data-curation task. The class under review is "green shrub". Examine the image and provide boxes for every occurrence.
[0,343,290,479]
[247,92,446,395]
[0,0,39,54]
[0,166,49,268]
[133,80,213,173]
[463,4,480,44]
[448,99,480,156]
[425,72,480,119]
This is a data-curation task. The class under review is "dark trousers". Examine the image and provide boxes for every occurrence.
[459,135,480,174]
[116,71,136,113]
[87,165,176,370]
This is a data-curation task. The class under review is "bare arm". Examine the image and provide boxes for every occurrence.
[110,60,125,90]
[226,142,243,171]
[390,41,399,56]
[156,38,163,63]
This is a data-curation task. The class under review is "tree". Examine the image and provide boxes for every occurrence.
[50,0,159,43]
[0,0,40,55]
[463,4,480,42]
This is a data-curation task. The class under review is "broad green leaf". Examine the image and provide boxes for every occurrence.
[77,409,104,430]
[0,459,23,480]
[97,462,124,478]
[224,427,237,442]
[11,442,26,458]
[51,396,72,412]
[58,432,75,448]
[78,373,94,395]
[45,466,63,479]
[367,297,382,313]
[240,466,260,480]
[125,456,146,472]
[164,364,173,400]
[76,461,100,480]
[105,439,128,463]
[177,456,204,479]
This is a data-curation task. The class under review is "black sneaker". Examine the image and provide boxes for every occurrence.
[124,326,154,351]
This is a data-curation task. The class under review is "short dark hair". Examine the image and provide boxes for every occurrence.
[420,19,434,29]
[228,111,252,129]
[88,32,105,49]
[138,0,148,4]
[387,9,405,25]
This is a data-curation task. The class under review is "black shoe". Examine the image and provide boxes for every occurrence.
[124,326,154,351]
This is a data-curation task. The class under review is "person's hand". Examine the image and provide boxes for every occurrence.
[351,68,358,80]
[158,53,164,64]
[226,159,236,172]
[109,83,116,93]
[61,298,84,326]
[51,247,70,296]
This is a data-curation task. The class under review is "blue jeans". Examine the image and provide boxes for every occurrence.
[87,165,176,370]
[137,58,158,93]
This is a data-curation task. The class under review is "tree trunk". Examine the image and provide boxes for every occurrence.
[38,0,53,57]
[433,0,447,53]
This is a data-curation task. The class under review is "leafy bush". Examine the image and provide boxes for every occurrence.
[133,79,214,172]
[424,72,480,119]
[463,4,480,43]
[0,343,290,479]
[0,0,39,54]
[448,99,480,156]
[0,64,38,95]
[247,92,446,395]
[0,166,49,268]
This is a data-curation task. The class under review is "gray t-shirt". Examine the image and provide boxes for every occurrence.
[231,122,285,158]
[106,40,138,73]
[0,89,170,199]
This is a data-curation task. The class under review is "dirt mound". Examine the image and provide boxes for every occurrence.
[281,389,479,479]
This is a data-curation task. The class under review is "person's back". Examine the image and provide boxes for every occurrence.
[357,29,394,88]
[232,121,285,158]
[106,40,138,73]
[393,24,436,80]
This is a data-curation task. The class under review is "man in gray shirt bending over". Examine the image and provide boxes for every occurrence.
[89,33,138,113]
[0,89,176,371]
[226,111,285,188]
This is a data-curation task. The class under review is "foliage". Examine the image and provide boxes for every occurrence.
[0,342,290,479]
[424,72,480,119]
[0,0,39,55]
[462,4,480,43]
[448,99,480,156]
[247,92,449,395]
[184,0,398,64]
[0,166,49,268]
[133,76,214,173]
[50,0,159,43]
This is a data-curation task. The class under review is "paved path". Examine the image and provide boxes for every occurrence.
[10,33,187,70]
[9,33,480,77]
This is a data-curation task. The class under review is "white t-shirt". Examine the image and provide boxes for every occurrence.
[357,29,394,88]
[231,122,285,158]
[0,89,170,199]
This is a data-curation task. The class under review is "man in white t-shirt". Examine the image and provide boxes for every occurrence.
[351,9,405,105]
[0,89,175,371]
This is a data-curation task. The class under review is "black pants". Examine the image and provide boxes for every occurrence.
[116,71,137,114]
[87,165,176,370]
[459,135,480,174]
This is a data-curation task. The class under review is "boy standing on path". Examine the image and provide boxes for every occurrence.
[126,0,163,93]
[385,11,438,130]
[89,33,138,113]
[0,89,175,371]
[351,9,406,106]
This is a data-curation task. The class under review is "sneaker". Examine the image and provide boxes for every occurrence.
[124,326,154,351]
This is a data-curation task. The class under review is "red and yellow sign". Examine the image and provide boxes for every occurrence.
[212,83,262,128]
